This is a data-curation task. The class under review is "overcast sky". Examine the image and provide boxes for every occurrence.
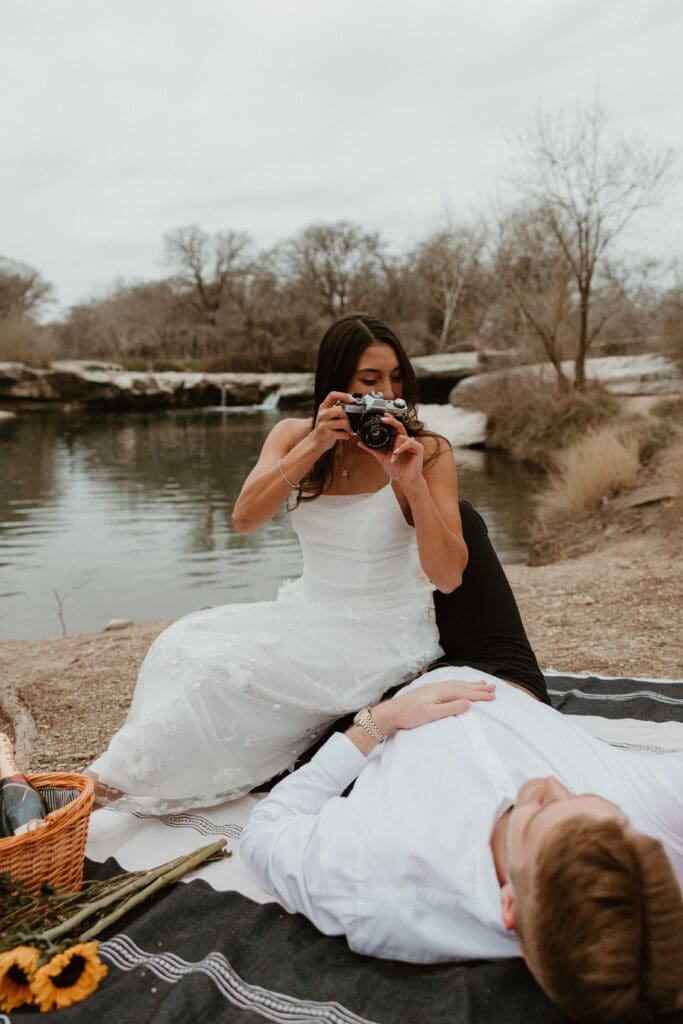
[2,0,681,313]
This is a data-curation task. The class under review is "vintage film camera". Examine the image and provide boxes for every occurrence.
[336,391,408,450]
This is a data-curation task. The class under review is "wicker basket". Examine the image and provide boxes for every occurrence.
[0,772,94,894]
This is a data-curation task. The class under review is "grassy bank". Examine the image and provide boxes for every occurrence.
[463,375,683,563]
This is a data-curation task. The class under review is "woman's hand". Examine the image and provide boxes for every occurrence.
[347,679,496,755]
[361,423,468,593]
[375,679,496,736]
[310,392,355,454]
[358,415,424,488]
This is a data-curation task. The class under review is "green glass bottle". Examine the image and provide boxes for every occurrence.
[0,733,47,838]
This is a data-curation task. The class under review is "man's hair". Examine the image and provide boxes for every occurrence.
[513,816,683,1023]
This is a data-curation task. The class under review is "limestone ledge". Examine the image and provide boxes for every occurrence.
[0,353,480,410]
[0,362,314,410]
[451,353,683,404]
[0,352,679,416]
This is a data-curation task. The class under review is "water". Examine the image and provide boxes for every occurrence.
[0,408,541,640]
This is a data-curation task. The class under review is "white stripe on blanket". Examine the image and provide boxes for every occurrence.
[100,934,378,1024]
[544,668,683,684]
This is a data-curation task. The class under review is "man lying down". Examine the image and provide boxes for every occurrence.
[241,667,683,1024]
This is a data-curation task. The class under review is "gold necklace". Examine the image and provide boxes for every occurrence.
[339,444,361,478]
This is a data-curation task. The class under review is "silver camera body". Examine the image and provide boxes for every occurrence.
[337,391,408,450]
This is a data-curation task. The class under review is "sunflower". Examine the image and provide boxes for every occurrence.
[0,944,40,1012]
[30,941,108,1012]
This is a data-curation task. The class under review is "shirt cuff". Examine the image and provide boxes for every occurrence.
[312,731,371,790]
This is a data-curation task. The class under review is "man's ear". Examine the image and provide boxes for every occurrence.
[499,882,516,931]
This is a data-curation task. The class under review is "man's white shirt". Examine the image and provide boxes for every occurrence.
[240,667,683,963]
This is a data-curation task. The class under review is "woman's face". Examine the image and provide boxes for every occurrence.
[347,342,403,400]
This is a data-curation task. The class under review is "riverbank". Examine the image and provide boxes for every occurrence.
[1,528,681,774]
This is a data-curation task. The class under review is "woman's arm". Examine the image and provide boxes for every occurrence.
[404,437,468,593]
[361,422,468,593]
[231,392,353,533]
[231,418,314,533]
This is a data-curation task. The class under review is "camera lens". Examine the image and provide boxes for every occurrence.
[359,415,392,450]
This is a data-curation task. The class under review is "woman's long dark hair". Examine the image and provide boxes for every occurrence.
[296,313,433,502]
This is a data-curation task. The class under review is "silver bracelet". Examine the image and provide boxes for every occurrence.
[277,458,299,489]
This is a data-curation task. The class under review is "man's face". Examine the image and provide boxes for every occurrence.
[504,776,628,881]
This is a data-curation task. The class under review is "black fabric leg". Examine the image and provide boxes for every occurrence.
[432,500,549,704]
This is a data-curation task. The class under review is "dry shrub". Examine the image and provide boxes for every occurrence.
[536,425,640,527]
[624,401,683,466]
[464,372,620,469]
[652,396,683,426]
[660,436,683,502]
[637,418,679,465]
[0,317,60,366]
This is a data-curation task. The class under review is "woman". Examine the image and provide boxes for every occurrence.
[89,314,468,812]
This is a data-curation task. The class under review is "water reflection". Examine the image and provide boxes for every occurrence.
[0,409,540,640]
[454,447,541,564]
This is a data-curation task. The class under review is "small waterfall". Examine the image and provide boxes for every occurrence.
[261,389,280,410]
[208,382,281,413]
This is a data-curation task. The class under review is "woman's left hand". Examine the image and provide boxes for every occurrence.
[358,416,424,488]
[381,679,496,734]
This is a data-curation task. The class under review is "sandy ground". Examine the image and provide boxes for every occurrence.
[1,527,681,774]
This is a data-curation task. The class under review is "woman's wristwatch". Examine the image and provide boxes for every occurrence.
[353,706,386,745]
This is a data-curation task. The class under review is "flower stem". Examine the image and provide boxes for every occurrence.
[78,840,229,940]
[39,840,227,943]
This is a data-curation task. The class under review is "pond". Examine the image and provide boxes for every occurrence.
[0,408,541,640]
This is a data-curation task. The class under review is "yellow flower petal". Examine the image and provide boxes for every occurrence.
[31,941,108,1012]
[0,945,40,1012]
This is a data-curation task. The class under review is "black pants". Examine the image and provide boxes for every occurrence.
[432,500,549,704]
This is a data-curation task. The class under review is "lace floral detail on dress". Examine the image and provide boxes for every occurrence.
[89,484,442,813]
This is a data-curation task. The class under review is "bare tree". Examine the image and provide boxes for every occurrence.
[496,206,574,388]
[656,262,683,355]
[0,258,55,320]
[163,225,252,325]
[414,222,488,351]
[514,102,674,386]
[285,221,383,318]
[60,280,177,363]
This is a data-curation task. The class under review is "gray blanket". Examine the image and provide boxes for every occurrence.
[14,673,683,1024]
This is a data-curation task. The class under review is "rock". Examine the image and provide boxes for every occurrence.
[418,404,487,448]
[0,365,316,411]
[585,354,683,393]
[275,374,315,409]
[50,359,124,373]
[411,353,480,403]
[450,354,683,406]
[411,353,480,377]
[611,484,678,511]
[477,349,519,369]
[0,362,39,385]
[3,351,677,414]
[103,618,134,632]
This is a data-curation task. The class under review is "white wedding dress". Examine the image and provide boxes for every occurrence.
[90,484,442,813]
